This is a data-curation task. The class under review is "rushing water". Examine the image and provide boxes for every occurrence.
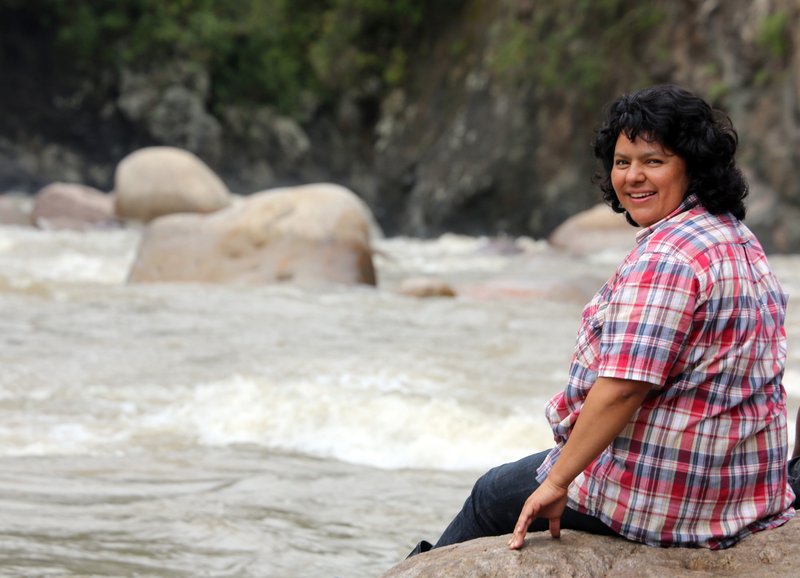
[0,225,798,578]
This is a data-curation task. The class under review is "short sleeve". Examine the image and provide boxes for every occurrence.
[598,251,698,388]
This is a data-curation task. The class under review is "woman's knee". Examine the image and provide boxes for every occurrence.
[475,462,539,526]
[467,466,502,514]
[452,452,549,532]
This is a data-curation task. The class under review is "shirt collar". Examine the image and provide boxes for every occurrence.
[634,194,700,244]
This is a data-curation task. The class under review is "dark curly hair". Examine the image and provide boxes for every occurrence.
[592,84,747,226]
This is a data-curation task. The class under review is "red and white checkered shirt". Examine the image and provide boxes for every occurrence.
[537,195,796,548]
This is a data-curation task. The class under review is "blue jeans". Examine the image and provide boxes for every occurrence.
[434,449,617,548]
[790,456,800,509]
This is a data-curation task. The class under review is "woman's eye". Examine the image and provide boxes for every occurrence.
[614,159,629,167]
[646,159,663,165]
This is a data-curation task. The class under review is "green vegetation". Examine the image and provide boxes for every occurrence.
[757,11,790,60]
[752,10,791,86]
[15,0,464,116]
[489,0,667,99]
[0,0,675,118]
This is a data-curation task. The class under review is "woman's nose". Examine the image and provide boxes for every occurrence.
[626,163,645,183]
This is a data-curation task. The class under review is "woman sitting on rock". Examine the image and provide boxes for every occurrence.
[410,84,798,556]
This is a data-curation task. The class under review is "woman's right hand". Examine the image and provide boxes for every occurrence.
[507,477,569,549]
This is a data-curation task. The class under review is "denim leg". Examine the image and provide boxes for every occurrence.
[433,449,617,548]
[789,456,800,509]
[434,450,549,547]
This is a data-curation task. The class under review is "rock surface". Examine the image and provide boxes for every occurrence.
[113,147,231,223]
[382,517,800,577]
[548,204,637,257]
[32,182,118,230]
[396,277,457,298]
[127,183,376,286]
[117,62,223,162]
[0,193,33,226]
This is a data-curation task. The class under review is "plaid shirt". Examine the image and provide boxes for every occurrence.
[537,195,796,548]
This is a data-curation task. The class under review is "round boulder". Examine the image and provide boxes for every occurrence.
[113,146,231,223]
[127,183,377,286]
[32,182,118,230]
[548,204,637,256]
[0,194,34,226]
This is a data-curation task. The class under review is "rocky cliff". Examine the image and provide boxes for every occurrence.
[2,0,799,249]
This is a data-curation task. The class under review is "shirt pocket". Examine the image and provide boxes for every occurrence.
[574,297,608,368]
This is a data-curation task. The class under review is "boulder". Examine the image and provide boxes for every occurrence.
[32,182,118,230]
[458,279,592,302]
[382,518,800,577]
[127,183,377,286]
[396,277,456,298]
[548,204,637,257]
[113,147,231,223]
[0,193,33,226]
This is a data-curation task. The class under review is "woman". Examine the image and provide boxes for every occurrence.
[410,85,797,557]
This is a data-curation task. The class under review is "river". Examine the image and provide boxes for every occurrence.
[0,225,797,577]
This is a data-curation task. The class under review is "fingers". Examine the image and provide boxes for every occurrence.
[508,493,539,550]
[507,512,531,550]
[549,516,561,539]
[508,513,562,549]
[507,496,535,550]
[508,480,570,549]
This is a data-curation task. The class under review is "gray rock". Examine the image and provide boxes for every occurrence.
[218,105,311,191]
[117,62,222,162]
[382,518,800,577]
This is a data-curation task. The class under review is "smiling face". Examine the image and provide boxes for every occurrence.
[611,133,690,227]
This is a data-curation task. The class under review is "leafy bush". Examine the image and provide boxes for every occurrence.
[29,0,465,116]
[757,11,790,59]
[489,0,666,99]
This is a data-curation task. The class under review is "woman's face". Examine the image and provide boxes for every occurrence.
[611,133,690,227]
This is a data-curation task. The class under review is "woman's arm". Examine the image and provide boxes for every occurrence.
[508,376,651,549]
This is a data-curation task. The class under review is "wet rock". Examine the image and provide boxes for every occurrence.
[32,182,118,230]
[382,517,800,578]
[113,147,231,223]
[128,183,376,287]
[397,277,456,298]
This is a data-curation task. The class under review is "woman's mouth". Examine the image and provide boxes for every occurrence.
[628,191,656,200]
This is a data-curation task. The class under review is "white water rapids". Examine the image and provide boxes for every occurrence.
[0,225,797,577]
